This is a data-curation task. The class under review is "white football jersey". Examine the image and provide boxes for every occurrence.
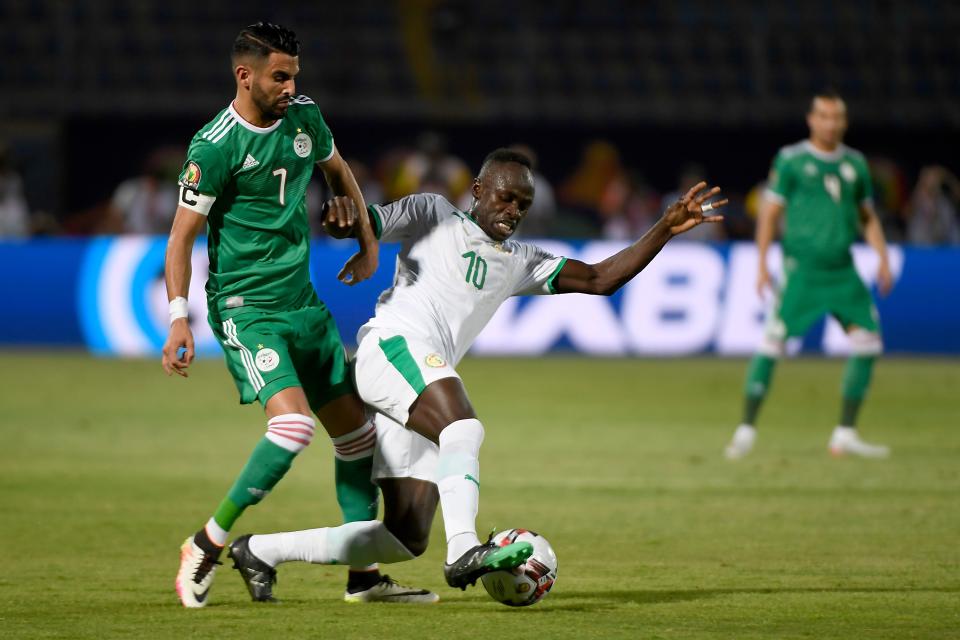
[360,193,566,365]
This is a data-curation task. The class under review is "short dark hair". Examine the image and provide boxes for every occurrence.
[809,88,844,112]
[479,148,533,177]
[233,22,301,61]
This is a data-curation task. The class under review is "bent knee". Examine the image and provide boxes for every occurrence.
[401,534,430,558]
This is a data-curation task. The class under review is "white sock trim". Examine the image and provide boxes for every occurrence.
[331,419,377,461]
[265,413,316,453]
[204,518,228,547]
[848,328,884,355]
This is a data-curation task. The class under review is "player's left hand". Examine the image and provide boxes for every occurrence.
[322,196,357,239]
[338,248,379,286]
[662,181,727,236]
[877,259,893,297]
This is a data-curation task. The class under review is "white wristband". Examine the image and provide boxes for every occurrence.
[169,296,189,326]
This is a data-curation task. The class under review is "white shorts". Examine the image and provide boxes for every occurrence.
[372,412,438,484]
[353,328,460,425]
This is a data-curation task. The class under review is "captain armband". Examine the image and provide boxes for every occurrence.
[179,184,216,215]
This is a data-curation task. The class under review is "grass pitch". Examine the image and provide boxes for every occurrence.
[1,354,957,639]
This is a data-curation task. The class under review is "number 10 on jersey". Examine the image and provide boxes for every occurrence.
[462,251,487,290]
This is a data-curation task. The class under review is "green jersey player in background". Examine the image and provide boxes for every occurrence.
[725,90,894,460]
[163,22,434,607]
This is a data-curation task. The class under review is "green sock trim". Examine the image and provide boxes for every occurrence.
[742,355,776,425]
[840,356,875,426]
[335,456,380,522]
[219,437,297,530]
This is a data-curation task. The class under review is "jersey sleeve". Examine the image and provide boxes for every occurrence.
[313,104,335,163]
[854,156,874,207]
[368,193,440,242]
[764,150,794,205]
[511,242,567,296]
[177,140,230,216]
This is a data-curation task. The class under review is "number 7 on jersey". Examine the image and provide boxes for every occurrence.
[272,167,287,205]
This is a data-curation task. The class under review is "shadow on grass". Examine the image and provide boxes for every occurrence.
[500,586,960,613]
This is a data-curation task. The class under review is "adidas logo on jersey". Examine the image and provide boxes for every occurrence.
[241,154,260,171]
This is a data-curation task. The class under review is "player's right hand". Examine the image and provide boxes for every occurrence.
[756,264,772,297]
[162,319,195,378]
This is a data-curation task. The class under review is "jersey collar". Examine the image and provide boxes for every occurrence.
[804,140,846,162]
[228,102,283,134]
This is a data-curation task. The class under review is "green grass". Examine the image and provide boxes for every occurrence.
[1,354,957,639]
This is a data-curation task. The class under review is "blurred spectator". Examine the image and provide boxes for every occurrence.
[868,156,910,242]
[0,142,31,238]
[381,131,471,203]
[661,163,724,242]
[102,146,184,234]
[905,166,960,245]
[602,170,660,241]
[559,140,630,235]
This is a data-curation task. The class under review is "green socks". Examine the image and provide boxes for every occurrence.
[330,421,380,523]
[335,457,379,522]
[840,356,875,427]
[215,436,297,530]
[742,355,777,425]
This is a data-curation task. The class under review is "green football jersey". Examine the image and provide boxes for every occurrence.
[177,96,334,318]
[766,140,873,268]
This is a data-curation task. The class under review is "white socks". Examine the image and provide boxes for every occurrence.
[248,521,414,568]
[436,419,485,564]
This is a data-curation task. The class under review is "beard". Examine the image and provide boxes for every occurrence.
[252,85,288,120]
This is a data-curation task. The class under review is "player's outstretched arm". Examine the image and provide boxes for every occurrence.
[318,149,379,285]
[858,203,893,296]
[554,182,726,296]
[162,206,206,378]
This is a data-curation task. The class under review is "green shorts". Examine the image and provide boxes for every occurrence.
[209,299,353,409]
[769,260,880,339]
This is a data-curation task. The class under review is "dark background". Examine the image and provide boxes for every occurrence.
[1,0,958,229]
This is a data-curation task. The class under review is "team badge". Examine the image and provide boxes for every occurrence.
[804,162,818,177]
[293,132,312,158]
[425,353,446,368]
[255,347,280,372]
[840,162,856,183]
[183,161,202,188]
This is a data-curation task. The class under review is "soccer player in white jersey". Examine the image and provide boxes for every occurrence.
[226,149,726,598]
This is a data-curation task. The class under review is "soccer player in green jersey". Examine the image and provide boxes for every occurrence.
[725,90,894,460]
[163,22,435,607]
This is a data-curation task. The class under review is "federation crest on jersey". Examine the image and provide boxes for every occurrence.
[840,162,856,183]
[293,132,312,158]
[425,353,446,368]
[804,162,818,177]
[255,348,280,372]
[183,161,202,188]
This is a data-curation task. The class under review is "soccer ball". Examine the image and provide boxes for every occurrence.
[481,529,558,607]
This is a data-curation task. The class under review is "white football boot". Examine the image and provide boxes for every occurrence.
[828,426,890,458]
[343,575,439,603]
[175,537,221,608]
[724,424,757,460]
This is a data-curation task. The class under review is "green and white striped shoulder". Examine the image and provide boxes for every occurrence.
[196,106,241,146]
